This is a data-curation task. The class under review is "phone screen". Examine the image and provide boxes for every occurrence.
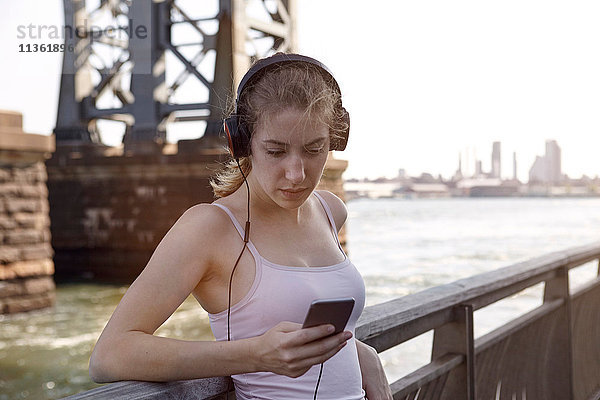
[302,297,355,334]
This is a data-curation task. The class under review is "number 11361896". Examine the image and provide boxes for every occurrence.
[18,43,73,52]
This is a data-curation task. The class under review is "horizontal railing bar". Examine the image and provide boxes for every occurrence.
[357,242,600,348]
[357,285,466,347]
[468,270,555,311]
[564,242,600,270]
[356,265,558,349]
[474,298,563,353]
[358,306,452,352]
[390,353,463,398]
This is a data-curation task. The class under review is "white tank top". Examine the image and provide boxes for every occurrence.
[208,191,366,400]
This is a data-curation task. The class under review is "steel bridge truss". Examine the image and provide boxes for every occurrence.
[55,0,296,153]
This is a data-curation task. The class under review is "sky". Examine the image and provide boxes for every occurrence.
[1,0,599,181]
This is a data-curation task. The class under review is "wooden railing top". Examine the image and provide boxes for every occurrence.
[356,241,600,351]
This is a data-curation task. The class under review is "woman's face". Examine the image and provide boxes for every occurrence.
[248,108,330,209]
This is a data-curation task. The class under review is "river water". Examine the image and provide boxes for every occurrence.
[1,197,599,399]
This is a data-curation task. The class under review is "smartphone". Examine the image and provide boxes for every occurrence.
[302,297,355,334]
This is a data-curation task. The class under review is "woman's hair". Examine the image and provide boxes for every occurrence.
[210,55,348,198]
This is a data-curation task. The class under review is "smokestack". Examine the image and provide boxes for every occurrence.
[492,141,501,178]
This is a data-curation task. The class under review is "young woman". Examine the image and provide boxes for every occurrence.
[89,53,392,400]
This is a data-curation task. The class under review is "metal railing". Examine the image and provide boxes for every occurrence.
[66,242,600,400]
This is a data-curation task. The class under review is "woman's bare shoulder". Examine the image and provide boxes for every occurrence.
[156,203,236,266]
[183,202,231,228]
[94,203,235,339]
[315,190,348,232]
[176,201,228,237]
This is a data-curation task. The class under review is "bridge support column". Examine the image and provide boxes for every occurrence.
[0,110,55,314]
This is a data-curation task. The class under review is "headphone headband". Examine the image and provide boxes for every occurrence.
[236,54,339,110]
[224,53,350,158]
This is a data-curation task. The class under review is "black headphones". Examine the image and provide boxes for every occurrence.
[223,53,350,159]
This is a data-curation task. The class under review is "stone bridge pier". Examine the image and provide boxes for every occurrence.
[0,110,55,314]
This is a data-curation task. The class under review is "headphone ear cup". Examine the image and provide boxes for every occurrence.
[330,107,350,151]
[223,116,251,159]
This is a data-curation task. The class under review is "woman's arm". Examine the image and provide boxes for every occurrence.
[89,204,350,383]
[356,340,393,400]
[89,204,248,382]
[91,320,349,383]
[90,331,257,383]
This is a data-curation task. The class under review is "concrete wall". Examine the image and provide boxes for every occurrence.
[47,146,348,284]
[0,110,56,314]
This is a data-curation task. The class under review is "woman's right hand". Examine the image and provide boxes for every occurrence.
[252,321,352,378]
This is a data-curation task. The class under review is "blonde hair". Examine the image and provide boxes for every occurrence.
[210,55,348,198]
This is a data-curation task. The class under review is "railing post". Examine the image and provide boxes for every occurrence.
[432,304,475,400]
[463,304,475,399]
[543,265,574,400]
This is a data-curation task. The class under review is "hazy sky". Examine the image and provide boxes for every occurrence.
[1,0,599,181]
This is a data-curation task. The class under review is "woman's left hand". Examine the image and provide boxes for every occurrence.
[356,340,393,400]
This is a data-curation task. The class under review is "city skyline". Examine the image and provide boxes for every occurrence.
[344,137,599,199]
[359,138,578,184]
[356,138,591,184]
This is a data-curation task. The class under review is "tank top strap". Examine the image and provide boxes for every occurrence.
[210,203,261,258]
[313,191,344,251]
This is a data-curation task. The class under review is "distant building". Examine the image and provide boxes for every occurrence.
[529,140,562,184]
[491,141,501,178]
[403,183,450,198]
[414,172,438,183]
[546,140,561,183]
[344,181,402,199]
[529,156,547,182]
[452,153,463,181]
[457,178,502,189]
[475,160,483,177]
[456,178,518,197]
